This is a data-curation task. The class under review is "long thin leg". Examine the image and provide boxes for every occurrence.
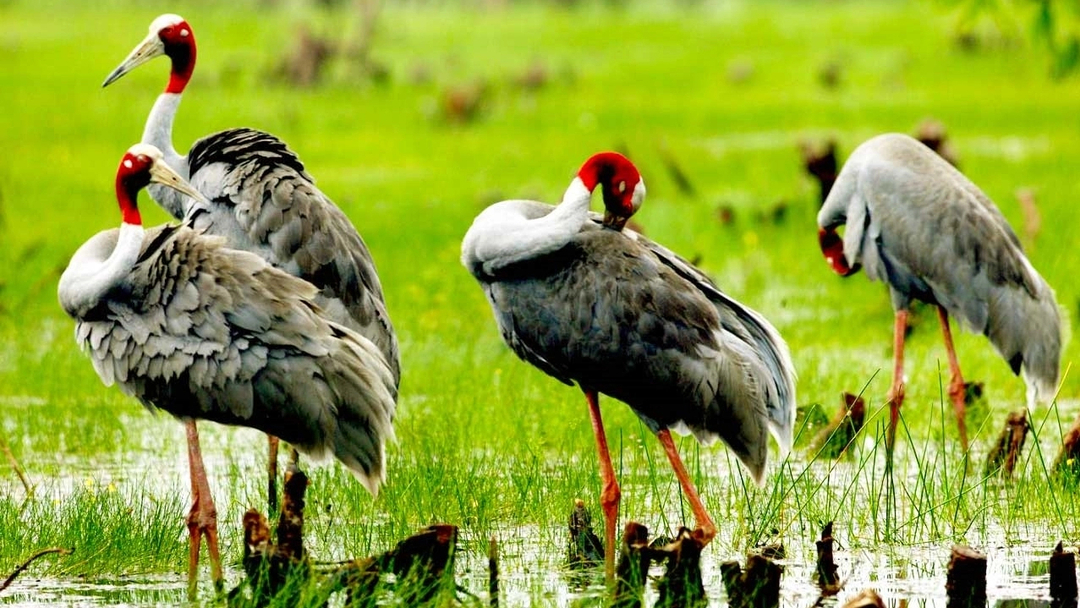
[886,310,909,457]
[268,435,280,514]
[584,390,620,584]
[184,420,223,600]
[937,306,971,452]
[656,429,716,544]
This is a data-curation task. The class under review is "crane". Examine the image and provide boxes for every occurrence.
[817,133,1061,456]
[59,144,396,597]
[462,151,796,581]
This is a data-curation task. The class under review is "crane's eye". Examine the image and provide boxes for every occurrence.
[617,181,626,194]
[137,155,148,163]
[123,159,133,169]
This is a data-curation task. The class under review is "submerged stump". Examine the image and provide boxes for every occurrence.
[567,498,604,570]
[233,467,458,607]
[815,522,841,595]
[842,588,885,608]
[654,528,708,608]
[613,522,651,608]
[812,394,865,459]
[1050,541,1078,605]
[986,410,1029,478]
[721,552,782,608]
[1053,413,1080,480]
[946,545,987,608]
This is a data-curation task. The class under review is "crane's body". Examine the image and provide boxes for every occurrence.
[462,153,795,580]
[59,144,397,598]
[818,133,1061,450]
[60,222,396,489]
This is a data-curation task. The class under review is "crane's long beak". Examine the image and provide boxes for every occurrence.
[602,209,629,231]
[149,160,208,205]
[102,33,164,87]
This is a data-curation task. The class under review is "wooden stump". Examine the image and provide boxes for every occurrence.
[812,393,866,459]
[815,522,841,595]
[1050,541,1078,604]
[654,528,708,608]
[946,545,987,608]
[233,466,458,606]
[567,498,603,569]
[1053,413,1080,480]
[721,552,782,608]
[842,588,885,608]
[612,522,651,608]
[985,410,1028,478]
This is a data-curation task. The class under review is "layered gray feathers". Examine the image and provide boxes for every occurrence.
[469,201,796,482]
[818,133,1061,401]
[170,128,399,388]
[68,224,397,494]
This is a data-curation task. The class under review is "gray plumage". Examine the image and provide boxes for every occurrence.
[155,128,400,389]
[465,201,796,482]
[818,133,1061,403]
[59,223,397,493]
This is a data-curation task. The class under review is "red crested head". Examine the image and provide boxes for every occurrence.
[818,227,860,276]
[114,144,208,226]
[101,14,196,94]
[576,152,646,231]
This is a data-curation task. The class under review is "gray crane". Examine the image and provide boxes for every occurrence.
[462,152,796,580]
[101,13,399,526]
[58,144,397,597]
[817,133,1061,455]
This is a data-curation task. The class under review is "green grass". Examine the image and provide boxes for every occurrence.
[1,0,1080,604]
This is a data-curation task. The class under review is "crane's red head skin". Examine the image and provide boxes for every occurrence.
[818,227,859,276]
[577,152,643,219]
[115,152,153,225]
[157,18,196,93]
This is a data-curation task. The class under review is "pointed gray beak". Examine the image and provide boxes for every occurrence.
[149,160,208,205]
[102,32,164,87]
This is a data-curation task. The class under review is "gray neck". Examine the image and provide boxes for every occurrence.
[143,93,191,220]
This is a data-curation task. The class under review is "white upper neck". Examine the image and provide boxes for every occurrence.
[142,92,191,220]
[58,222,145,318]
[462,177,593,276]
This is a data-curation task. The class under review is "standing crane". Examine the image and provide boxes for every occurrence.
[817,133,1061,456]
[461,152,796,581]
[100,12,400,567]
[59,144,397,598]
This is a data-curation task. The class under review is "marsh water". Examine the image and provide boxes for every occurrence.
[0,420,1073,607]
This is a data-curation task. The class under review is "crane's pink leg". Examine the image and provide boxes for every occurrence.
[656,429,716,544]
[937,306,971,452]
[184,420,223,600]
[268,435,279,513]
[886,310,908,457]
[584,390,620,583]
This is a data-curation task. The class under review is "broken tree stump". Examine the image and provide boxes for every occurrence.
[567,498,603,569]
[721,551,782,608]
[985,409,1029,478]
[1053,413,1080,480]
[655,528,708,608]
[338,524,459,606]
[613,522,651,608]
[946,545,987,608]
[489,536,499,608]
[234,465,458,607]
[815,522,841,595]
[842,588,885,608]
[1050,542,1078,604]
[811,393,866,459]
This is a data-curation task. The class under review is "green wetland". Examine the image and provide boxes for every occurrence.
[2,0,1080,605]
